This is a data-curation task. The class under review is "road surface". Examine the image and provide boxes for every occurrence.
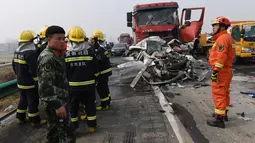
[161,63,255,143]
[0,57,180,143]
[1,57,254,143]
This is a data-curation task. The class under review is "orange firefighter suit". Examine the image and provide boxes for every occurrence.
[208,30,235,116]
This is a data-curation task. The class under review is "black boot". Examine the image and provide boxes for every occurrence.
[224,110,229,122]
[207,115,225,128]
[212,112,229,122]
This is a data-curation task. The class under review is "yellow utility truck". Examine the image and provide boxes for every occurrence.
[199,20,255,63]
[230,21,255,63]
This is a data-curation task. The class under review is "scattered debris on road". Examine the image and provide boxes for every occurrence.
[4,105,14,112]
[240,91,255,98]
[236,112,245,117]
[236,112,252,121]
[159,109,166,113]
[238,117,252,121]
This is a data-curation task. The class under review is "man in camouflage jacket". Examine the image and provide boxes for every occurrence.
[37,25,75,143]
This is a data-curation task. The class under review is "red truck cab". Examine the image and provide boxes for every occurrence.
[127,2,205,44]
[118,33,133,46]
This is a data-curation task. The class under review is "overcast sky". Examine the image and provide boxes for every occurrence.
[0,0,253,42]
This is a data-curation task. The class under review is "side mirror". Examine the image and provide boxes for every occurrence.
[127,12,133,27]
[118,37,120,41]
[185,9,191,21]
[127,12,132,22]
[127,22,132,27]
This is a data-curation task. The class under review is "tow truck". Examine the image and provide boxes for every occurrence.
[126,2,205,47]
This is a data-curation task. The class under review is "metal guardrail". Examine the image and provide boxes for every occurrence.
[0,79,18,122]
[0,79,18,99]
[0,63,12,67]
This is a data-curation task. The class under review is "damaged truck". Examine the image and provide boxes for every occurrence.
[119,2,210,88]
[126,2,205,57]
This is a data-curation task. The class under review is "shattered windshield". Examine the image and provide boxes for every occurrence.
[120,36,130,42]
[146,40,163,54]
[135,8,178,26]
[243,24,255,42]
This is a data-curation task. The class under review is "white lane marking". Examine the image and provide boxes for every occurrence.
[152,86,194,143]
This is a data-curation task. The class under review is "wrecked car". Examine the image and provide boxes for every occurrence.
[119,36,210,87]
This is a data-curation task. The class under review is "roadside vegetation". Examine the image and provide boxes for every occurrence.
[0,66,16,84]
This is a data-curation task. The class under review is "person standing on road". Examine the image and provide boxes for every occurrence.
[207,16,235,128]
[12,30,47,127]
[90,30,112,111]
[37,25,76,142]
[65,27,98,133]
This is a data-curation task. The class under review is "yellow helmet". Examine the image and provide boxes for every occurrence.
[39,26,48,38]
[91,30,104,41]
[18,30,35,42]
[68,27,86,42]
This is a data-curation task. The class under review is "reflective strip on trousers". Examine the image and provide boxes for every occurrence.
[71,117,79,122]
[100,96,109,102]
[14,59,27,64]
[215,109,225,115]
[104,51,109,55]
[87,116,96,121]
[65,56,93,62]
[69,80,95,86]
[215,63,223,69]
[17,84,35,89]
[108,94,111,97]
[17,109,27,113]
[28,112,39,117]
[33,77,38,81]
[94,72,100,77]
[100,68,112,75]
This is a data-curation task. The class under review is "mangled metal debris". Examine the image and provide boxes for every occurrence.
[119,36,210,88]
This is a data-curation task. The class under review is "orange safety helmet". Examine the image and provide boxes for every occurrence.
[211,16,231,27]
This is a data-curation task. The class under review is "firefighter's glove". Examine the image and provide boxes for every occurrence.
[211,70,218,82]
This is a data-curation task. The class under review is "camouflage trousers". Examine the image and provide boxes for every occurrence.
[45,104,76,143]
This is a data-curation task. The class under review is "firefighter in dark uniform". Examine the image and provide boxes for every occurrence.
[91,30,112,111]
[12,30,47,126]
[35,26,48,57]
[65,27,98,133]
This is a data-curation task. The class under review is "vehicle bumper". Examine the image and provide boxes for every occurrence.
[239,53,255,58]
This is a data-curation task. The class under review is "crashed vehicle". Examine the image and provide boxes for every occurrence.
[119,36,210,87]
[127,36,165,59]
[127,36,196,60]
[126,2,205,60]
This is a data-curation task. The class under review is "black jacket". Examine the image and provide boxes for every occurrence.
[94,41,112,77]
[36,41,48,57]
[12,43,37,89]
[65,43,98,91]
